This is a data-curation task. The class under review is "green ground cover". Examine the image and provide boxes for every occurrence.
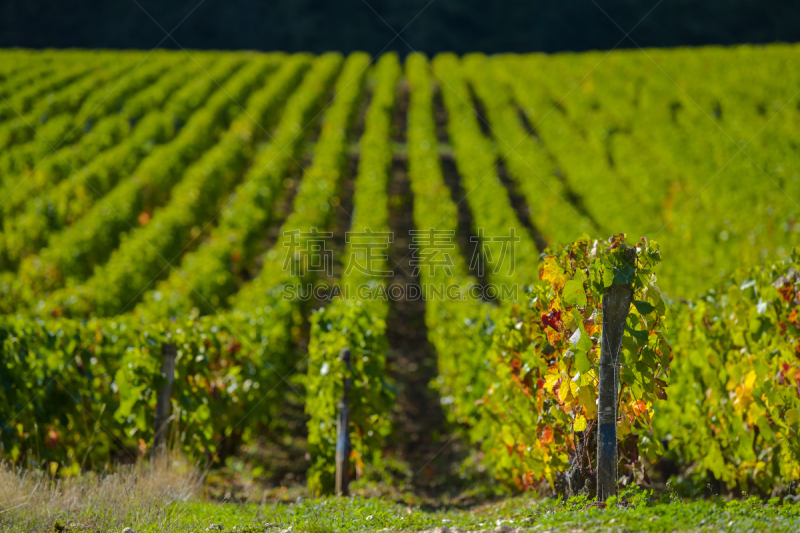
[16,493,800,533]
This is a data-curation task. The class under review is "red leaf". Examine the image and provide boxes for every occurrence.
[541,309,563,331]
[778,283,796,303]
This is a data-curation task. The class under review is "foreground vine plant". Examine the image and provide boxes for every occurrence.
[655,247,800,493]
[477,234,670,492]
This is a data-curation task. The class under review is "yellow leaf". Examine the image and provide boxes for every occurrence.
[574,414,587,432]
[501,427,515,447]
[558,378,571,403]
[619,416,631,438]
[747,401,765,424]
[544,372,560,393]
[541,257,568,290]
[577,387,597,419]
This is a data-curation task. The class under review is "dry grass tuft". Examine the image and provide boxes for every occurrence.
[0,453,201,532]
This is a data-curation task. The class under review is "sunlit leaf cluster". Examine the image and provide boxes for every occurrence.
[475,235,669,489]
[654,247,800,491]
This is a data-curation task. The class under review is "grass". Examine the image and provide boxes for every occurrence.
[0,455,199,532]
[166,495,800,533]
[2,460,800,533]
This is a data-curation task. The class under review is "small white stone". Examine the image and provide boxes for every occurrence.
[122,529,138,533]
[207,525,225,531]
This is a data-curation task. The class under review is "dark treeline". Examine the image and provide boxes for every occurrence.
[2,0,798,54]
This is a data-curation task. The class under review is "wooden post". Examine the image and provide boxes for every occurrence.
[335,347,352,496]
[596,262,634,502]
[153,343,176,460]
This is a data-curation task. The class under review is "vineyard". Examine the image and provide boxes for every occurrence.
[0,45,798,501]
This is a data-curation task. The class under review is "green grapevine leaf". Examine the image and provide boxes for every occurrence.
[633,300,656,316]
[562,279,587,307]
[575,351,592,373]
